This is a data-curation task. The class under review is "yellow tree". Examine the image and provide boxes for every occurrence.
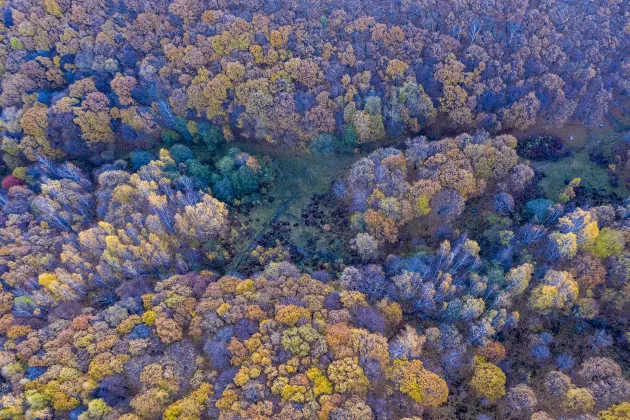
[470,356,506,403]
[387,359,448,407]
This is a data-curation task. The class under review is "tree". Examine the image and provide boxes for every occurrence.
[548,232,578,261]
[110,74,137,107]
[352,233,379,261]
[327,358,370,395]
[505,263,533,296]
[502,384,537,419]
[529,271,578,315]
[598,402,630,419]
[470,356,506,403]
[587,228,625,259]
[73,92,114,146]
[501,92,541,131]
[162,383,213,420]
[387,359,448,407]
[174,195,229,244]
[564,388,595,413]
[78,399,112,420]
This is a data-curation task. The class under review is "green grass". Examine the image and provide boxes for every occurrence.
[246,150,359,251]
[523,120,628,202]
[532,151,627,201]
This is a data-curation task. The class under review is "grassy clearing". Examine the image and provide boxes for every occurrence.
[532,151,627,201]
[236,146,359,233]
[519,116,629,203]
[199,142,363,271]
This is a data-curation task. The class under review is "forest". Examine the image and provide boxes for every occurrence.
[1,0,630,419]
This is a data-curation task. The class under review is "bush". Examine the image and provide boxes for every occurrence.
[185,159,212,184]
[310,133,336,156]
[1,175,24,190]
[524,199,554,222]
[197,122,225,151]
[517,136,567,161]
[211,148,273,203]
[342,124,359,148]
[588,228,625,259]
[169,144,194,163]
[129,150,154,170]
[160,129,181,146]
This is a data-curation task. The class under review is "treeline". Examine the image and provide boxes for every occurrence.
[1,0,629,172]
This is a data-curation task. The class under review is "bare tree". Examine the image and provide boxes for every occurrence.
[451,24,463,41]
[507,21,521,47]
[469,19,482,47]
